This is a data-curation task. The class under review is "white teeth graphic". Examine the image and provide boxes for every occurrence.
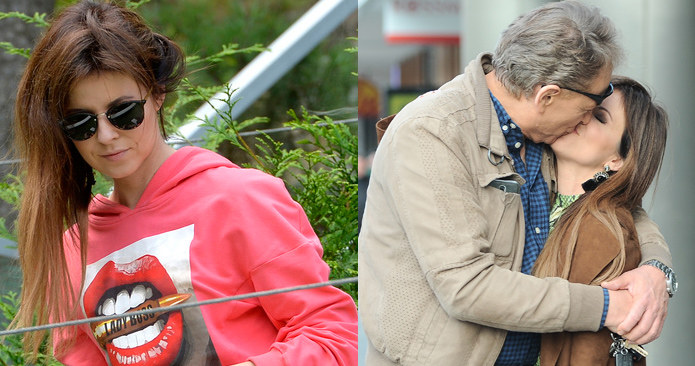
[130,285,147,308]
[102,298,115,316]
[98,285,155,316]
[136,330,146,347]
[95,284,167,349]
[112,320,166,349]
[127,332,138,348]
[113,335,127,349]
[143,323,158,343]
[115,289,130,315]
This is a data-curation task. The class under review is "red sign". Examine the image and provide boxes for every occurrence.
[383,0,461,44]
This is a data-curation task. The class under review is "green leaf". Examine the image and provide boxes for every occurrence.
[0,11,49,27]
[125,0,152,10]
[0,42,31,58]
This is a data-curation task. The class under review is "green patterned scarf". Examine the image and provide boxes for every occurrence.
[548,193,582,233]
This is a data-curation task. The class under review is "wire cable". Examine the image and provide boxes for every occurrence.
[0,276,357,337]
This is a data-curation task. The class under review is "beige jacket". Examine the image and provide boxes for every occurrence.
[358,53,671,365]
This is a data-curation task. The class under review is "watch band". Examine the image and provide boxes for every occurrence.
[642,259,677,298]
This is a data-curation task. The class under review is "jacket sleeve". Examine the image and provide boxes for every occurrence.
[632,207,672,267]
[376,114,603,333]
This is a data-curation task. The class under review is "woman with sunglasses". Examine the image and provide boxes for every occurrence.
[12,1,357,365]
[533,76,669,365]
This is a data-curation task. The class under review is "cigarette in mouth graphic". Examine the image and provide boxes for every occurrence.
[91,293,191,346]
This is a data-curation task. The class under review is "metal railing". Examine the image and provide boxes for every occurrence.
[169,0,357,148]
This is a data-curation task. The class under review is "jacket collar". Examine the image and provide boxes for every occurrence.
[467,53,559,196]
[467,53,510,162]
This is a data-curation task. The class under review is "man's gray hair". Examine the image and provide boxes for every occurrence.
[492,0,623,98]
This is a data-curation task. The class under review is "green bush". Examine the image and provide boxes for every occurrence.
[0,292,61,366]
[199,86,358,299]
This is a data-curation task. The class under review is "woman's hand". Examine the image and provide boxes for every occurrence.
[602,264,669,344]
[604,288,632,331]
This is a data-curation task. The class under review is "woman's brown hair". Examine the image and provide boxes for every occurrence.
[12,0,184,357]
[534,76,668,284]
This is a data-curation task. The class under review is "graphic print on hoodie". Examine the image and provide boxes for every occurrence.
[81,225,219,366]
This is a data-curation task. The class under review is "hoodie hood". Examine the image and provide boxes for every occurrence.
[89,146,238,219]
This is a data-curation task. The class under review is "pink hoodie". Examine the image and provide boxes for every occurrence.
[55,146,358,366]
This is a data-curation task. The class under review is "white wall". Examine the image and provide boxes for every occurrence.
[461,0,545,63]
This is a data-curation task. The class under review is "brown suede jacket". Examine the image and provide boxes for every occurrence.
[540,207,646,366]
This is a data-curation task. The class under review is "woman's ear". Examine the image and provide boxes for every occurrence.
[605,156,624,171]
[534,84,562,111]
[154,93,166,112]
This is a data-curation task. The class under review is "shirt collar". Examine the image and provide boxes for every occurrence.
[489,91,524,153]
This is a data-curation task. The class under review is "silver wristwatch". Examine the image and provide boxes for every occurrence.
[643,259,678,298]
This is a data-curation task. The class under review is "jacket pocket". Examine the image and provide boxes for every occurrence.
[478,174,523,258]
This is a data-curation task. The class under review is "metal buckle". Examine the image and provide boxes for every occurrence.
[487,148,504,166]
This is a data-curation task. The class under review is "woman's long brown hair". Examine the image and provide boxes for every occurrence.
[534,77,668,284]
[12,0,184,357]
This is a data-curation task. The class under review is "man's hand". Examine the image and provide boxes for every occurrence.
[602,265,669,344]
[604,289,632,331]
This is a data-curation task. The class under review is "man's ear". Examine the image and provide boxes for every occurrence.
[534,84,562,111]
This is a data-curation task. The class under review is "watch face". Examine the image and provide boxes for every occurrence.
[644,260,677,296]
[671,272,678,293]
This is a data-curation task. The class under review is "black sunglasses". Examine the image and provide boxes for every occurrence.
[59,99,147,141]
[561,82,614,105]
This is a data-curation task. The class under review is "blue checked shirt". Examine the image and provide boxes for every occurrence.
[490,93,549,365]
[489,93,609,365]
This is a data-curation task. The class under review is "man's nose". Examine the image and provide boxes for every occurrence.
[579,111,592,125]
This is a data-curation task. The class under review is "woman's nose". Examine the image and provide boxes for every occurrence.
[95,114,119,143]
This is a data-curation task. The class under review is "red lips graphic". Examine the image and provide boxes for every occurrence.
[84,255,186,365]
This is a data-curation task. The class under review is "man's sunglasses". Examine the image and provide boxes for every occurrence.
[561,82,614,105]
[59,99,147,141]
